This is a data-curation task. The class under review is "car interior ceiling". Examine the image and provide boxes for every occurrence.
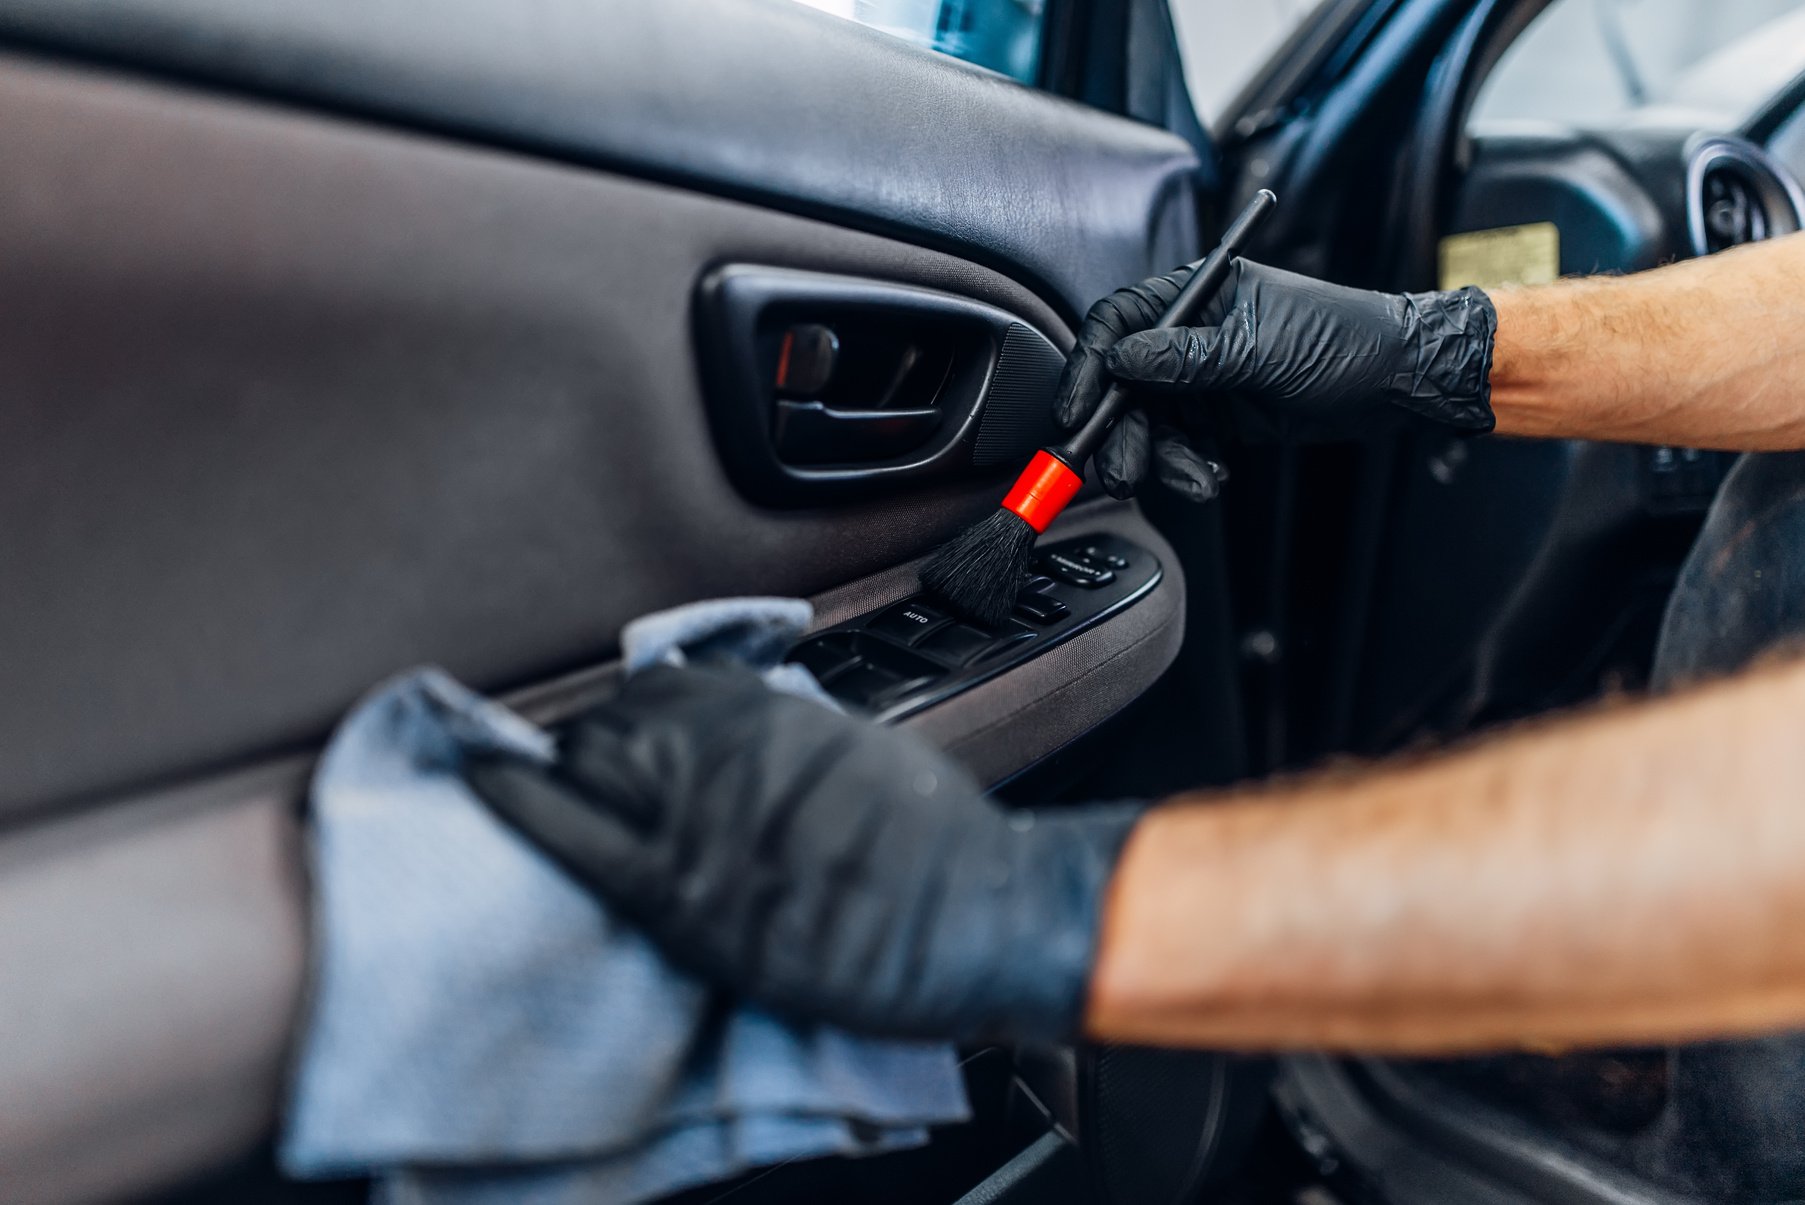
[6,0,1805,1202]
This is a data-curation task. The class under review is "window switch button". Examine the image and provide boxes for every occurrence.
[1014,593,1070,625]
[826,662,904,707]
[785,633,859,682]
[865,599,951,646]
[975,629,1037,664]
[919,622,1000,666]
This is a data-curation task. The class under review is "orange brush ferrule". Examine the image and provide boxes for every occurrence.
[1000,449,1083,534]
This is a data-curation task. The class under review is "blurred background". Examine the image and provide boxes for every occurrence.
[795,0,1805,128]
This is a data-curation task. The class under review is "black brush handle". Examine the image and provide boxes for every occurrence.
[1050,188,1278,468]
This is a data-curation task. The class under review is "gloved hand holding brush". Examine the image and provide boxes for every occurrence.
[1055,259,1499,498]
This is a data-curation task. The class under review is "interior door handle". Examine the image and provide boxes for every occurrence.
[696,265,1066,504]
[772,400,944,465]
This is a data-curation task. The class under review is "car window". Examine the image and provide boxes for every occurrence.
[1472,0,1805,130]
[789,0,1049,84]
[1167,0,1322,126]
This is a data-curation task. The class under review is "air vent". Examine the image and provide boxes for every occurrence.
[1698,164,1767,251]
[1686,135,1805,256]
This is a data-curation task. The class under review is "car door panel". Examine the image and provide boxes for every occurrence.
[0,53,1152,822]
[0,771,306,1205]
[0,0,1203,321]
[0,4,1209,1195]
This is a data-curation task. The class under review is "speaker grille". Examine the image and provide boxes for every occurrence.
[1082,1046,1268,1205]
[973,322,1064,467]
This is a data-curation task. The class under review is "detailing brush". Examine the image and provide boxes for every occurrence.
[921,188,1278,626]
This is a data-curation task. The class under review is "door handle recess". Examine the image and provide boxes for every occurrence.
[772,401,944,465]
[695,265,1065,504]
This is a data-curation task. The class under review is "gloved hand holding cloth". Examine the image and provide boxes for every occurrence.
[467,664,1142,1044]
[1053,258,1499,498]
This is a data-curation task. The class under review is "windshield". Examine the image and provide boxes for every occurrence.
[1472,0,1805,129]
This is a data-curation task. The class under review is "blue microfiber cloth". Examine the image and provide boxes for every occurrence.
[281,598,970,1205]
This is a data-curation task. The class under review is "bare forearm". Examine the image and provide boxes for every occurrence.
[1086,654,1805,1053]
[1489,231,1805,448]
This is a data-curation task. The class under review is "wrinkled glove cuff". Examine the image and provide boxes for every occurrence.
[965,802,1145,1045]
[1393,285,1497,434]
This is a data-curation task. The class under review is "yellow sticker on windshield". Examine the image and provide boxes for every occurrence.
[1438,222,1560,291]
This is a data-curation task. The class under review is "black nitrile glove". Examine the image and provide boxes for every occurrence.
[465,663,1142,1043]
[1052,263,1231,502]
[1053,259,1498,498]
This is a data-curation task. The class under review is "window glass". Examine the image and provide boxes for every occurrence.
[791,0,1048,85]
[1471,0,1805,129]
[1166,0,1322,126]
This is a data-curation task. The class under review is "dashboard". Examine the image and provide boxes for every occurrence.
[1456,124,1805,271]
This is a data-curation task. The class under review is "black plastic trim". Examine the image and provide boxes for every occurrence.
[952,1132,1087,1205]
[1745,66,1805,144]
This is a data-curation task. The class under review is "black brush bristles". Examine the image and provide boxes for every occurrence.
[919,508,1039,627]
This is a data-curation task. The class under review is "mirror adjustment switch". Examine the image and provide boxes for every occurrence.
[866,599,950,646]
[1014,593,1069,625]
[785,633,860,682]
[1040,551,1115,588]
[919,622,1003,666]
